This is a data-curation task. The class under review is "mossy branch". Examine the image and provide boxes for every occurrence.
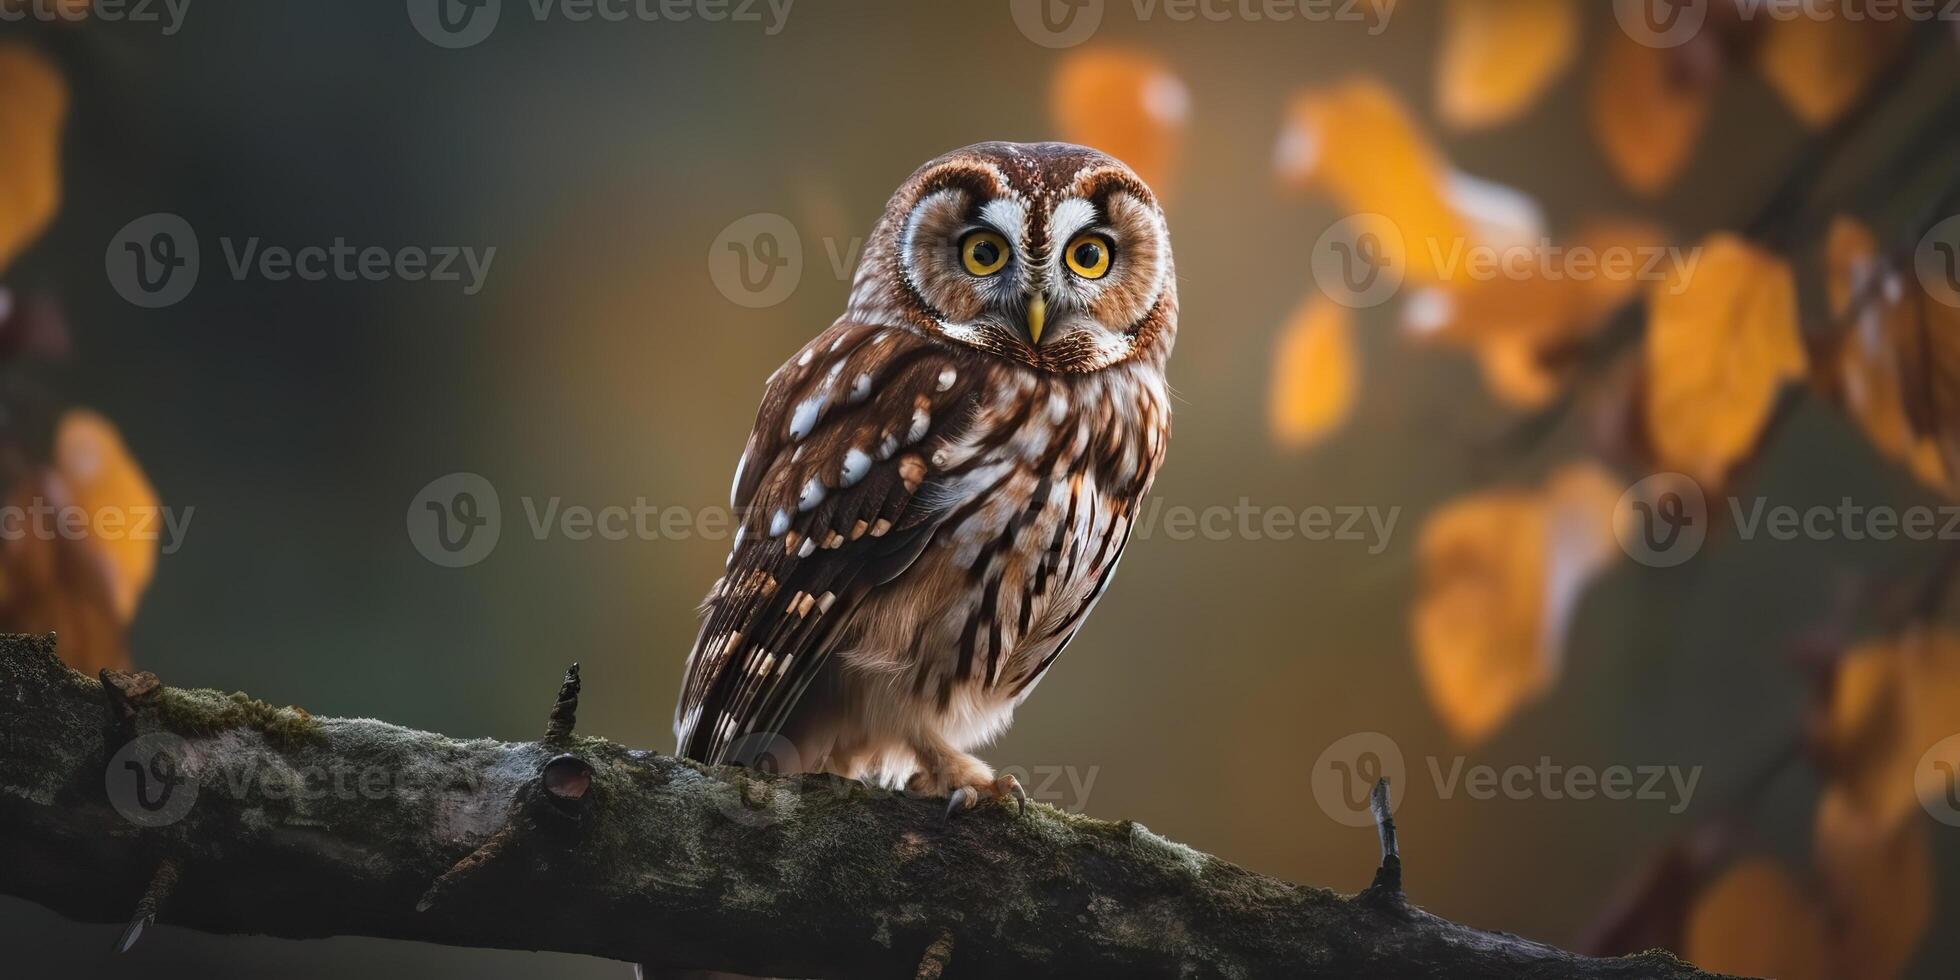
[0,634,1741,979]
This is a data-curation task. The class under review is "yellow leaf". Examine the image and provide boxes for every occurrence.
[1436,0,1577,131]
[1276,78,1465,282]
[1589,30,1711,195]
[53,410,159,624]
[0,43,67,272]
[1475,336,1559,409]
[1268,295,1357,449]
[1815,793,1932,980]
[1816,639,1920,836]
[1898,629,1960,818]
[1412,462,1620,743]
[1645,234,1806,486]
[0,472,129,674]
[1050,47,1188,194]
[1823,215,1952,494]
[1758,3,1908,128]
[1685,858,1831,980]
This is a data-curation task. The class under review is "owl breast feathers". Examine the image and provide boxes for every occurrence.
[675,142,1175,807]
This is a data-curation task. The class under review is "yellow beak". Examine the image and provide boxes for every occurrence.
[1026,292,1046,346]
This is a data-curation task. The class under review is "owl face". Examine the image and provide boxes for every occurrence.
[857,142,1176,374]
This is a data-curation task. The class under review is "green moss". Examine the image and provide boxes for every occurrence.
[156,687,322,747]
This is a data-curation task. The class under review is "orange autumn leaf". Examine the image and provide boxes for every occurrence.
[1474,336,1560,409]
[1897,629,1960,818]
[1823,215,1952,493]
[1645,234,1806,487]
[1815,792,1932,980]
[54,410,159,623]
[1684,858,1831,980]
[0,471,130,674]
[0,42,67,272]
[1436,0,1577,131]
[1268,295,1357,449]
[1757,2,1909,128]
[1589,30,1712,195]
[1406,219,1667,409]
[1412,462,1621,743]
[1815,638,1920,835]
[1051,47,1189,194]
[1276,78,1466,283]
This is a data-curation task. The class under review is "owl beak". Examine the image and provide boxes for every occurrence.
[1025,292,1047,346]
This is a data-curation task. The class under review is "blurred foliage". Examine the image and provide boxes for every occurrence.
[1059,1,1960,976]
[0,41,158,675]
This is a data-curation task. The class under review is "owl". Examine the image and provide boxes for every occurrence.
[674,141,1175,815]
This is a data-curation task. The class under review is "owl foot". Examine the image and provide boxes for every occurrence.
[939,773,1026,820]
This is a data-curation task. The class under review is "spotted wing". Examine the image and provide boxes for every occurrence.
[674,322,979,764]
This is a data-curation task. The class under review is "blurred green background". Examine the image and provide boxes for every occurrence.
[2,1,1954,977]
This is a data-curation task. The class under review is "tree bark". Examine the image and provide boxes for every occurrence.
[0,634,1738,979]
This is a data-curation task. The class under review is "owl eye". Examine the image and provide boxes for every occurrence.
[960,230,1011,277]
[1064,233,1113,279]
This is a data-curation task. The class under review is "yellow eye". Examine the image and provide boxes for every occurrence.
[1065,233,1113,279]
[960,230,1010,277]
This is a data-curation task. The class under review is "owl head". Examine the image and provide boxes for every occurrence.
[849,141,1176,374]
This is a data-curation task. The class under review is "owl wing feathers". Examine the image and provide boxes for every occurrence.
[675,322,981,764]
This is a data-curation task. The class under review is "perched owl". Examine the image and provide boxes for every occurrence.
[674,141,1175,814]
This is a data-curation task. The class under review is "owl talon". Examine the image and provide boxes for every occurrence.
[998,773,1027,815]
[945,786,976,820]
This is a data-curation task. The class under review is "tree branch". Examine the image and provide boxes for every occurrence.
[0,634,1737,979]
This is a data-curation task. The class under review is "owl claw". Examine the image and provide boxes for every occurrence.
[1000,773,1028,815]
[945,786,976,820]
